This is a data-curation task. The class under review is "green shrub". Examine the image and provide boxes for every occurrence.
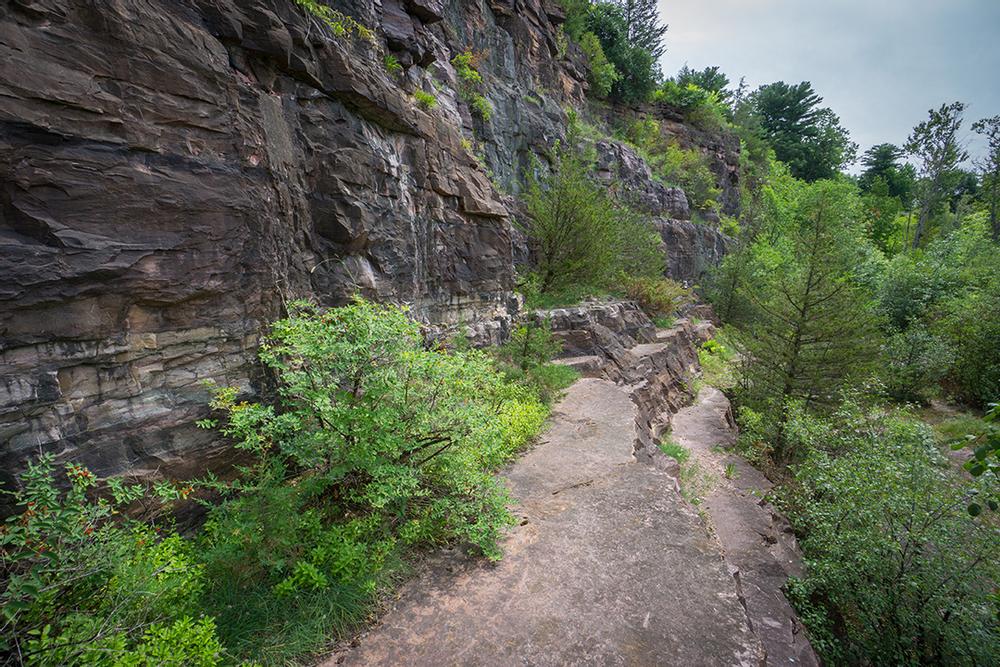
[469,92,493,121]
[698,334,737,391]
[938,272,1000,408]
[782,411,1000,665]
[654,80,729,132]
[623,276,692,318]
[493,319,578,405]
[880,324,953,403]
[584,3,661,104]
[622,117,721,212]
[658,439,690,464]
[413,89,437,109]
[451,50,493,121]
[292,0,373,41]
[0,455,221,665]
[194,299,548,661]
[521,120,660,297]
[578,32,619,99]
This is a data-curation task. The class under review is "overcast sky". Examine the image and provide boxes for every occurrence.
[657,0,1000,170]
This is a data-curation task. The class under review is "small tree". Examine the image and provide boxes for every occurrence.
[736,179,879,462]
[521,121,659,296]
[905,102,969,248]
[972,115,1000,242]
[609,0,667,60]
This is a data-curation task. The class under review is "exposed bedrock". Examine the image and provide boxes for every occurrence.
[0,0,735,491]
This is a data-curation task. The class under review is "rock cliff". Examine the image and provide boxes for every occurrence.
[0,0,733,489]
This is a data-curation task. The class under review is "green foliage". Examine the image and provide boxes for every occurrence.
[493,319,579,405]
[413,89,437,109]
[748,81,857,181]
[193,299,547,661]
[292,0,373,42]
[972,115,1000,241]
[654,80,729,132]
[858,143,916,206]
[733,179,880,462]
[521,120,661,297]
[623,276,692,318]
[451,50,493,121]
[578,31,620,99]
[698,333,737,391]
[0,455,221,665]
[880,324,953,403]
[938,266,1000,406]
[781,410,1000,665]
[584,3,660,104]
[622,118,721,211]
[906,102,969,248]
[674,65,732,104]
[658,439,690,464]
[951,404,1000,517]
[383,54,403,76]
[874,215,1000,406]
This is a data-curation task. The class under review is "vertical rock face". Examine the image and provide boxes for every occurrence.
[0,0,735,490]
[0,0,583,490]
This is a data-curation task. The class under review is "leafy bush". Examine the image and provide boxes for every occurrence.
[521,119,660,297]
[413,89,437,109]
[938,271,1000,408]
[657,142,721,212]
[578,32,619,99]
[451,50,493,121]
[698,334,737,391]
[292,0,373,42]
[623,276,692,318]
[654,80,729,132]
[781,411,1000,665]
[0,455,221,665]
[584,3,660,104]
[621,118,721,212]
[492,319,578,405]
[880,324,953,403]
[194,299,547,661]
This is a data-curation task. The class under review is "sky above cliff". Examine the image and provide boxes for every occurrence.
[657,0,1000,169]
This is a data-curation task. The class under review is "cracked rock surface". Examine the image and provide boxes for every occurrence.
[326,378,764,666]
[671,388,819,666]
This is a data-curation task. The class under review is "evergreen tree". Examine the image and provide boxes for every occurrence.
[750,81,857,181]
[905,102,969,248]
[675,65,732,103]
[736,179,878,463]
[858,143,916,205]
[610,0,668,59]
[585,4,660,104]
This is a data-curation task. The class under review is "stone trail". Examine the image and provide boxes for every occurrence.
[322,314,788,666]
[670,389,819,666]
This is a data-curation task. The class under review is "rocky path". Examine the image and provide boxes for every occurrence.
[323,311,814,666]
[325,375,763,666]
[670,388,818,666]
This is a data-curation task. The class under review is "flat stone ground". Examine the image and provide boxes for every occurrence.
[670,388,818,666]
[324,379,763,666]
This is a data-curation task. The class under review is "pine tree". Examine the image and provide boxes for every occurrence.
[611,0,667,59]
[737,180,878,463]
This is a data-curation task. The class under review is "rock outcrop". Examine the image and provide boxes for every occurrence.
[0,0,584,489]
[0,0,736,491]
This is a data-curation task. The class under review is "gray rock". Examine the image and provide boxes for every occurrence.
[326,379,765,666]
